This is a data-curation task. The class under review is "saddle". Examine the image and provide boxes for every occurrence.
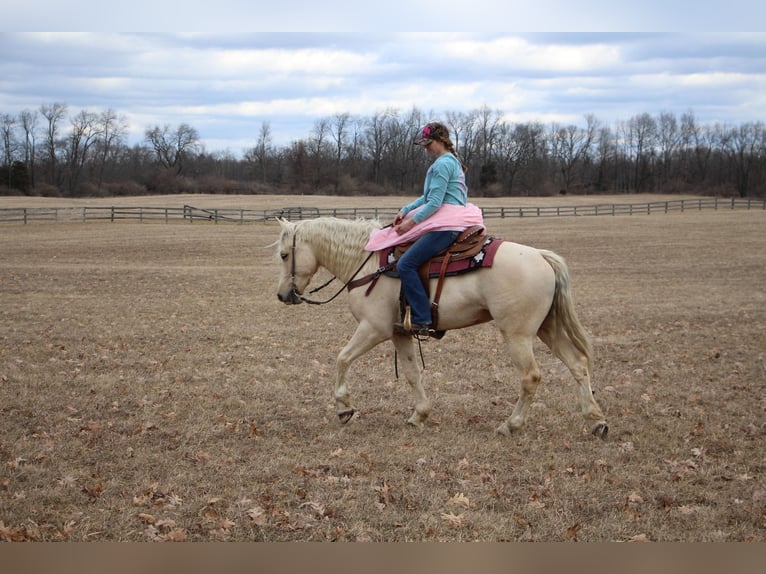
[348,226,488,337]
[393,225,487,265]
[399,225,487,334]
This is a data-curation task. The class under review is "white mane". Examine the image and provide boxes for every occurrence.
[294,217,382,280]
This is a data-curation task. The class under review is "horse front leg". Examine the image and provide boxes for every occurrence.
[334,322,386,424]
[392,334,430,426]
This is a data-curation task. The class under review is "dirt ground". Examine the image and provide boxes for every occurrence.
[0,197,764,541]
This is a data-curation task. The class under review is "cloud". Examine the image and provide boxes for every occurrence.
[1,32,765,152]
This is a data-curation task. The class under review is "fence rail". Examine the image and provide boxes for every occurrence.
[1,197,764,224]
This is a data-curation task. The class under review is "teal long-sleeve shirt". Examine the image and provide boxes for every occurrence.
[401,153,467,224]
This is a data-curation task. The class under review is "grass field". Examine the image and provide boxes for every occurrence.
[1,195,764,541]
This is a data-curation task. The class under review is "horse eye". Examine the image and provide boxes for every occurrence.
[280,252,289,261]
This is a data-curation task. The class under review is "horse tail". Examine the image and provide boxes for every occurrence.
[538,249,593,369]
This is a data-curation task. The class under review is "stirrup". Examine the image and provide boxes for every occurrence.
[393,322,445,339]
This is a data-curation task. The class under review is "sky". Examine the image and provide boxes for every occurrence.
[2,4,765,156]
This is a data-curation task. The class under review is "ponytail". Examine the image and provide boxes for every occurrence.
[445,141,468,174]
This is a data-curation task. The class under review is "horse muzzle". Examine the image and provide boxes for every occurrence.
[277,289,304,305]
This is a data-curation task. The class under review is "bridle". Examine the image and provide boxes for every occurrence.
[287,228,376,305]
[285,223,427,374]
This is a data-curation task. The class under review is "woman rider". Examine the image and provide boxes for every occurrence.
[391,122,476,336]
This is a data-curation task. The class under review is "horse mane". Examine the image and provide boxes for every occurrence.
[295,217,382,279]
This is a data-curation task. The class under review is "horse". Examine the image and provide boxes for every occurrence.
[274,216,608,439]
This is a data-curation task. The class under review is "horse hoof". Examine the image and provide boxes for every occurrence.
[338,409,355,425]
[592,422,609,440]
[495,423,511,437]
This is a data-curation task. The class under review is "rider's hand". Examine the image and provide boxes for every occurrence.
[394,217,415,235]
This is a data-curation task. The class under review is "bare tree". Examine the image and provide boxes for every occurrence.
[476,106,502,159]
[494,121,545,195]
[309,118,331,188]
[329,113,350,193]
[1,113,15,188]
[365,109,395,186]
[345,116,366,179]
[445,110,479,171]
[386,109,419,192]
[657,111,681,189]
[40,102,67,186]
[244,121,273,184]
[95,109,127,190]
[19,109,38,188]
[145,123,200,175]
[594,124,616,192]
[550,115,597,193]
[618,113,657,191]
[65,110,104,194]
[680,111,717,186]
[722,121,765,197]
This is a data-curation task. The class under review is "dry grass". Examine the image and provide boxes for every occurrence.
[1,198,764,542]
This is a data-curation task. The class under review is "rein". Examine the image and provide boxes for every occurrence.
[289,229,376,305]
[287,222,428,374]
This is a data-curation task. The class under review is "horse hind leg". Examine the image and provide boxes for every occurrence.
[538,323,608,439]
[496,335,542,436]
[393,334,430,426]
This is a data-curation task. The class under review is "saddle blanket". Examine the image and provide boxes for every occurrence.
[380,237,504,278]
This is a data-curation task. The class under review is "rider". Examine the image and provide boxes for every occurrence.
[393,121,472,336]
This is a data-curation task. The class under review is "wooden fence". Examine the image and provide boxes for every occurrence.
[1,197,765,224]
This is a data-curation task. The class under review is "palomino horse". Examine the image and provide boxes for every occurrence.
[274,217,608,438]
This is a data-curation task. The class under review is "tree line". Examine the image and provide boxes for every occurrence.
[2,103,765,198]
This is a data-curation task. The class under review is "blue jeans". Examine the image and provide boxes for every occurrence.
[397,230,460,325]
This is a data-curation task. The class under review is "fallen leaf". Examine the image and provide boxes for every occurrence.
[155,519,177,530]
[137,513,157,524]
[218,518,236,530]
[441,512,465,528]
[0,521,28,542]
[628,533,650,542]
[82,481,104,500]
[163,528,188,542]
[374,480,392,506]
[247,506,268,526]
[565,523,581,541]
[448,492,471,509]
[144,525,160,541]
[299,501,326,516]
